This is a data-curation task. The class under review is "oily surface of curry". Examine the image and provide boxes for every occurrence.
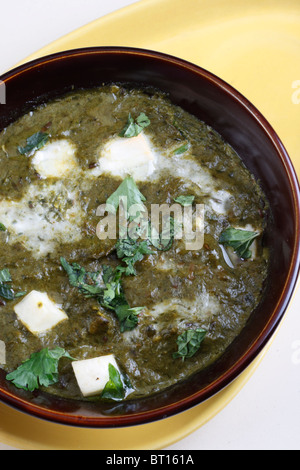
[0,85,269,400]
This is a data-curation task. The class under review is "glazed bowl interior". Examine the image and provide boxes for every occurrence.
[0,47,299,427]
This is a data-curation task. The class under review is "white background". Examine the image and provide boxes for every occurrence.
[0,0,300,451]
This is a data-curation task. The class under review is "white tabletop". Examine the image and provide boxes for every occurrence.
[0,0,300,451]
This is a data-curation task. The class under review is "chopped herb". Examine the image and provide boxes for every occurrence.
[6,347,74,392]
[116,237,154,276]
[119,112,150,138]
[0,268,26,301]
[219,227,260,260]
[148,215,182,251]
[105,176,146,216]
[115,303,142,332]
[101,264,122,305]
[0,284,14,301]
[173,328,207,360]
[0,268,11,284]
[103,178,182,324]
[0,223,6,231]
[60,258,144,332]
[60,257,103,298]
[101,363,134,401]
[174,195,195,206]
[173,143,189,155]
[18,131,49,156]
[101,264,144,332]
[105,177,179,252]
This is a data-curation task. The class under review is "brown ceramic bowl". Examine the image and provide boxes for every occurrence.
[0,47,299,428]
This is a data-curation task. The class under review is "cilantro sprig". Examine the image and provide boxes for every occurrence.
[219,227,260,260]
[173,195,195,207]
[106,176,181,254]
[173,328,207,360]
[119,112,150,138]
[60,258,104,298]
[105,176,147,216]
[6,347,74,392]
[60,258,144,332]
[116,237,154,276]
[18,131,49,156]
[101,264,144,332]
[101,363,134,401]
[0,268,26,301]
[148,215,182,252]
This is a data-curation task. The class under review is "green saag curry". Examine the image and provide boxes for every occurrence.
[0,85,269,401]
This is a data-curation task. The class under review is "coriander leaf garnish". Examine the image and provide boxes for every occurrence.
[105,176,146,215]
[101,363,134,401]
[115,303,143,332]
[0,223,6,231]
[119,112,150,138]
[219,227,260,260]
[18,131,49,156]
[173,143,189,155]
[148,216,182,252]
[0,268,11,284]
[0,268,26,301]
[101,264,123,308]
[101,363,124,401]
[0,268,14,300]
[101,264,144,332]
[173,328,207,360]
[60,258,144,332]
[6,347,74,392]
[0,285,14,301]
[60,258,103,298]
[105,177,179,253]
[116,238,154,276]
[173,195,195,207]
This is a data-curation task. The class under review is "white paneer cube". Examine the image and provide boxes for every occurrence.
[14,290,68,336]
[0,340,6,365]
[31,139,78,179]
[95,133,156,181]
[72,354,120,397]
[208,190,232,215]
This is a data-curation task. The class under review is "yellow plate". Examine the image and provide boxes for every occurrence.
[0,348,267,450]
[1,0,300,450]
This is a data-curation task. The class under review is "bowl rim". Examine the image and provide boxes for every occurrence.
[0,46,299,428]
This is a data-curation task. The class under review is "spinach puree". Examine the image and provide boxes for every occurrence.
[0,85,269,400]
